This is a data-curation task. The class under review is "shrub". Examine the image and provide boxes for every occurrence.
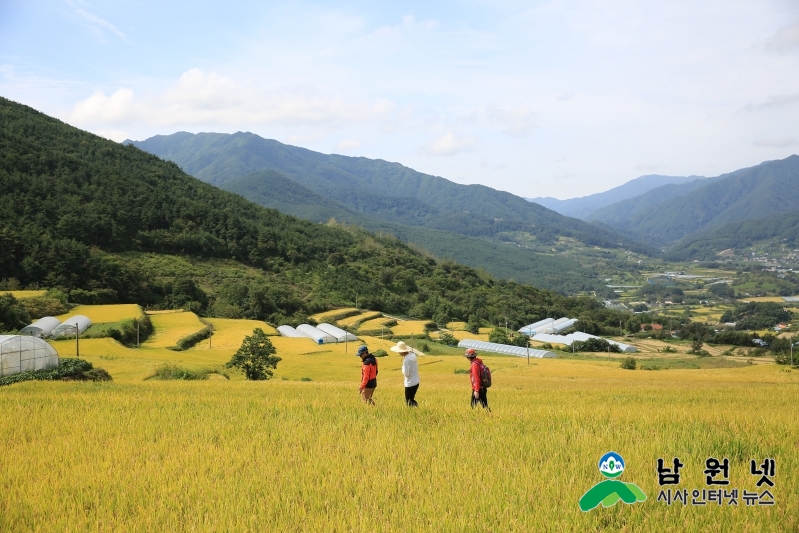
[173,325,212,351]
[373,349,388,357]
[148,365,208,380]
[620,357,637,370]
[424,321,437,331]
[18,296,67,319]
[454,368,469,374]
[489,328,510,344]
[417,342,430,353]
[438,332,457,346]
[573,338,621,353]
[661,346,677,353]
[0,357,110,387]
[299,377,312,382]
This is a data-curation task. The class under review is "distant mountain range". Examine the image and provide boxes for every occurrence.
[590,155,799,246]
[128,132,799,268]
[127,132,654,292]
[528,174,705,219]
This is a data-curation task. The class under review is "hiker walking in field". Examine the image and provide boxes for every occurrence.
[357,345,378,405]
[465,348,490,410]
[391,341,419,407]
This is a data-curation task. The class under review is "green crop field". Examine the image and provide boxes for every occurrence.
[0,304,796,531]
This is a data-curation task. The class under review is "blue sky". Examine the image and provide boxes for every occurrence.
[2,0,798,198]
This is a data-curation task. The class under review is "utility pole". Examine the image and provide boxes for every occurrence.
[74,322,80,358]
[136,319,140,347]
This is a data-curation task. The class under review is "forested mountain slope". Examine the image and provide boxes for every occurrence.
[128,132,649,253]
[0,96,613,327]
[587,155,799,244]
[222,170,598,293]
[665,210,799,260]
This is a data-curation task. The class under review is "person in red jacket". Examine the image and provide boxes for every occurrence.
[357,345,378,405]
[465,348,489,409]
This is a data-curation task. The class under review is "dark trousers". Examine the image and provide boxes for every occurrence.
[405,384,419,407]
[470,388,489,409]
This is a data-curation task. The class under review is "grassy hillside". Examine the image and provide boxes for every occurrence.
[0,96,612,328]
[129,131,652,254]
[589,155,799,244]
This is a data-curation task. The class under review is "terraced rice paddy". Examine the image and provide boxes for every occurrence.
[310,307,360,323]
[3,290,47,299]
[337,311,383,327]
[390,319,431,336]
[144,311,206,348]
[55,304,142,324]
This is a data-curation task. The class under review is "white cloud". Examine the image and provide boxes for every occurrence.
[94,129,130,142]
[66,0,128,43]
[766,21,799,53]
[484,106,538,136]
[374,15,439,37]
[71,88,137,123]
[746,93,799,111]
[420,132,477,156]
[68,69,397,133]
[334,139,362,152]
[753,137,796,147]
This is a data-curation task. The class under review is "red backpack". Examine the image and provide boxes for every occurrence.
[478,361,492,388]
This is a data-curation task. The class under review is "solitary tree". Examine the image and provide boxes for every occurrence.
[691,338,704,354]
[226,328,281,380]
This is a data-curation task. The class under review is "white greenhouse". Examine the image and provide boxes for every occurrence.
[531,331,637,353]
[277,325,306,338]
[51,315,92,338]
[296,324,336,344]
[518,318,554,334]
[19,316,61,338]
[316,323,358,342]
[458,339,557,358]
[0,335,59,377]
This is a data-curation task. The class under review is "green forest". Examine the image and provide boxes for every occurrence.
[0,97,633,332]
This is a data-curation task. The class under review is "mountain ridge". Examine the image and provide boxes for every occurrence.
[127,131,652,254]
[528,174,705,219]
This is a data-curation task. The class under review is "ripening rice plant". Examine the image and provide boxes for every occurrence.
[0,360,795,532]
[55,304,142,323]
[144,311,206,348]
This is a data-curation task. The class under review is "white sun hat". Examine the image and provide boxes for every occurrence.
[390,341,411,353]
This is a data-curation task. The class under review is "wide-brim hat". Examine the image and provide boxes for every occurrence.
[390,341,411,353]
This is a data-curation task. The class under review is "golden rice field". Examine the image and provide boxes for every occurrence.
[3,289,47,299]
[1,304,797,531]
[358,316,394,331]
[337,310,383,327]
[144,311,206,348]
[310,307,360,323]
[55,304,143,324]
[199,318,277,350]
[390,319,432,336]
[446,329,491,342]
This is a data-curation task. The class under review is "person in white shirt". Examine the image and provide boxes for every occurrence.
[390,341,419,407]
